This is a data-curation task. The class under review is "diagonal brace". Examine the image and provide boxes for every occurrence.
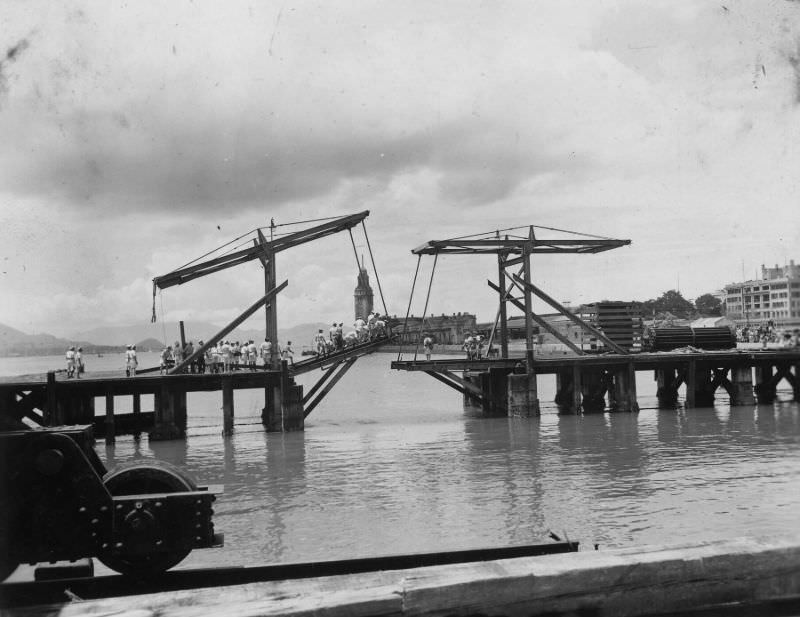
[171,280,288,374]
[510,274,627,355]
[304,357,358,418]
[488,280,584,355]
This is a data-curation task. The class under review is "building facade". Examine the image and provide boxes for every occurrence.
[389,313,478,345]
[723,261,800,327]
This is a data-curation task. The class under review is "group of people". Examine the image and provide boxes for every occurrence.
[314,312,389,356]
[463,333,486,360]
[159,338,296,374]
[736,324,800,348]
[64,346,85,378]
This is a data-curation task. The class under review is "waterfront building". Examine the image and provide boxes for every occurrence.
[389,312,478,345]
[723,261,800,327]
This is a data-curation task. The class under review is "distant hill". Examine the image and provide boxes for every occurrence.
[72,321,332,349]
[135,338,167,351]
[0,322,120,357]
[0,320,335,357]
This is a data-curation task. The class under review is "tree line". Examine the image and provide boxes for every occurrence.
[635,290,722,320]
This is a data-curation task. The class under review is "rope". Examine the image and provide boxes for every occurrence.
[265,215,340,229]
[442,224,615,242]
[159,292,168,346]
[361,221,389,317]
[171,228,260,272]
[347,228,362,272]
[151,283,157,323]
[398,255,422,361]
[414,253,438,361]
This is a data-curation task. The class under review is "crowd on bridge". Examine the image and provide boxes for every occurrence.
[153,312,391,375]
[737,324,800,348]
[314,312,389,356]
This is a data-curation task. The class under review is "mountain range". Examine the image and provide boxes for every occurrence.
[0,321,332,356]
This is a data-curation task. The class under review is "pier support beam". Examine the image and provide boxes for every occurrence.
[685,361,715,408]
[480,368,508,416]
[150,384,186,441]
[580,370,607,413]
[264,362,304,432]
[45,371,58,425]
[104,388,115,445]
[463,371,483,413]
[132,393,141,440]
[730,366,755,406]
[222,376,234,436]
[507,370,539,417]
[795,364,800,401]
[754,365,776,404]
[655,368,680,407]
[610,363,639,412]
[555,365,581,414]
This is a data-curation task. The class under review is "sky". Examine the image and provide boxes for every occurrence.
[1,0,799,338]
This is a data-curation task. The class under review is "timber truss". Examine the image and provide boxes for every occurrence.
[150,211,390,420]
[404,224,631,364]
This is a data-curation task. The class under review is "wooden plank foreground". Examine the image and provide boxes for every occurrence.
[9,535,800,616]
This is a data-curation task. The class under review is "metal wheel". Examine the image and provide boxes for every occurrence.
[97,460,197,577]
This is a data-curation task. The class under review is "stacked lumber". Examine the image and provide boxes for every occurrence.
[583,302,643,352]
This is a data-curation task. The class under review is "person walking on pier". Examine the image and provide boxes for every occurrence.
[314,329,327,356]
[260,338,272,369]
[76,347,85,378]
[65,346,76,378]
[125,344,138,377]
[280,341,295,366]
[423,335,434,360]
[221,340,232,372]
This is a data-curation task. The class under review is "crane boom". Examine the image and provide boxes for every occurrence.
[153,211,369,291]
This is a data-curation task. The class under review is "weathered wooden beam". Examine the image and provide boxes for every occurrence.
[510,274,628,355]
[302,361,341,404]
[488,280,584,355]
[304,357,358,418]
[222,376,234,436]
[154,211,369,290]
[105,388,115,445]
[171,280,288,374]
[425,370,480,401]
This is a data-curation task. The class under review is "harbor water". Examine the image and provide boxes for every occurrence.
[2,352,799,570]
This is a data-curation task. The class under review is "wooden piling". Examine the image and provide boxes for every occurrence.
[507,370,539,417]
[150,383,184,441]
[580,370,606,413]
[755,365,776,404]
[655,367,679,407]
[730,366,755,406]
[222,376,234,436]
[685,360,696,408]
[462,371,483,413]
[104,388,115,445]
[45,371,57,425]
[610,362,639,412]
[554,366,580,414]
[132,393,141,440]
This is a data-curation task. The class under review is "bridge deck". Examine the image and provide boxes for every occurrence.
[391,349,800,375]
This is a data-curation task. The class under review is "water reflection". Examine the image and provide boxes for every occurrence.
[11,353,795,567]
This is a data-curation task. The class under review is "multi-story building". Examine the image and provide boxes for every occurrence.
[723,260,800,327]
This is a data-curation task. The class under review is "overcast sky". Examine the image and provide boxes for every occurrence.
[1,1,799,338]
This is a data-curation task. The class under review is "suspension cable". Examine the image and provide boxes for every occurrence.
[347,228,362,272]
[159,292,168,346]
[414,253,438,361]
[361,221,389,317]
[398,254,423,361]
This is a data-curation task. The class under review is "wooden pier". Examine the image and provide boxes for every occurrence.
[392,348,800,415]
[0,335,392,442]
